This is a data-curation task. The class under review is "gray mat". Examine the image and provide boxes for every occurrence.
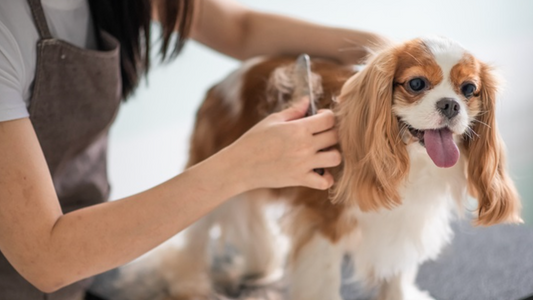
[90,221,533,300]
[416,221,533,300]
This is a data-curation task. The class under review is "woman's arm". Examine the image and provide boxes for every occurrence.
[179,0,389,64]
[0,98,340,293]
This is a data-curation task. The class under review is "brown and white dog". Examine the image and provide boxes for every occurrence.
[164,36,521,300]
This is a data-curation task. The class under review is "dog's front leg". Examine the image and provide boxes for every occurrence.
[163,215,214,300]
[212,191,283,295]
[287,231,345,300]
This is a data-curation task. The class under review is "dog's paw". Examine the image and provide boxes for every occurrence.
[211,249,246,297]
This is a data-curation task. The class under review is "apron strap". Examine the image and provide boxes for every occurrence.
[27,0,53,39]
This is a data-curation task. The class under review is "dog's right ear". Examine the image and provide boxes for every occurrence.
[331,48,409,211]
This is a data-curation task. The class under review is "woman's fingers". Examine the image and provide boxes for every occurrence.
[312,129,338,151]
[277,97,335,134]
[304,170,335,190]
[295,109,336,134]
[303,149,342,190]
[275,97,309,121]
[312,149,342,169]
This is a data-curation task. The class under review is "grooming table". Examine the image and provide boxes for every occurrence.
[88,221,533,300]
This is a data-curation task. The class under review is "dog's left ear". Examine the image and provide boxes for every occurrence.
[464,63,522,225]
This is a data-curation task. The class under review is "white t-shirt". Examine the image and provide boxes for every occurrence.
[0,0,96,122]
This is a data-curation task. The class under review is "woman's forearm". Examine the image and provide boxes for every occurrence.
[239,10,390,64]
[187,0,389,64]
[27,147,245,292]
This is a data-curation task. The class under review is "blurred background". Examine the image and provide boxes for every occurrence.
[107,0,533,224]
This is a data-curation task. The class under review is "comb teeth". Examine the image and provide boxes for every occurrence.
[294,54,317,116]
[294,54,323,176]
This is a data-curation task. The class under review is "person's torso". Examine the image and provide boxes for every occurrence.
[0,1,122,299]
[0,0,96,107]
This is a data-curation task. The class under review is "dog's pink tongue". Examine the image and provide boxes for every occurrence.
[424,128,459,168]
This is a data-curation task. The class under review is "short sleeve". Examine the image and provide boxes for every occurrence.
[0,20,29,122]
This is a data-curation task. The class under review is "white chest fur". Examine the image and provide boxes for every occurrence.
[347,143,468,281]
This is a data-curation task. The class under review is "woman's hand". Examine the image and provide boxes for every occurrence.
[222,97,342,191]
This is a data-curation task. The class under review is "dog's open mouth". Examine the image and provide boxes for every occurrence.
[405,123,460,168]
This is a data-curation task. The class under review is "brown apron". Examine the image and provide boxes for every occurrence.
[0,0,122,299]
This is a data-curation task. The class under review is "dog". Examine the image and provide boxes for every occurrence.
[163,36,521,300]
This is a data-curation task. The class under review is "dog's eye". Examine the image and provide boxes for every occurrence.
[461,83,476,98]
[406,78,428,93]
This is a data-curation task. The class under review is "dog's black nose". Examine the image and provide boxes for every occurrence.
[436,98,460,119]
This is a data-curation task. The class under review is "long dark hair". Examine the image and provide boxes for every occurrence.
[88,0,194,100]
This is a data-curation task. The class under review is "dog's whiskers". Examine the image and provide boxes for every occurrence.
[463,127,473,140]
[398,123,409,140]
[472,119,491,129]
[476,110,490,117]
[466,126,480,138]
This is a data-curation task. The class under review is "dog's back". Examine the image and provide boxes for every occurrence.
[187,56,355,168]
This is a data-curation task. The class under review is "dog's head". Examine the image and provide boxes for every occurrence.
[332,36,521,225]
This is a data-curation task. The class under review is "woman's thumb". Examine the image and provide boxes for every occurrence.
[278,97,310,121]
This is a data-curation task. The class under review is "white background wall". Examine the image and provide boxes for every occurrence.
[107,0,533,223]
